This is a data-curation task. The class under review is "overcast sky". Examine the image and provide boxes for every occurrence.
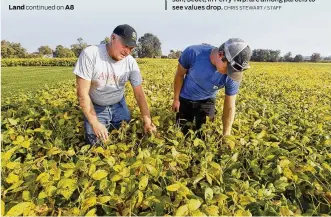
[1,0,331,56]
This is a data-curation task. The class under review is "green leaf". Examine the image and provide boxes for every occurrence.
[21,140,31,148]
[166,183,180,191]
[98,196,111,204]
[6,173,20,184]
[61,162,76,169]
[5,202,33,216]
[82,197,97,211]
[231,153,239,162]
[188,199,201,212]
[99,179,110,191]
[145,164,158,176]
[36,172,50,184]
[92,170,108,181]
[110,174,122,182]
[6,162,20,169]
[193,174,205,185]
[279,206,294,216]
[22,190,31,201]
[206,173,213,185]
[85,208,96,216]
[48,147,61,155]
[191,209,207,216]
[274,179,289,192]
[239,195,256,205]
[57,179,77,199]
[175,205,189,216]
[106,156,115,167]
[8,118,18,126]
[235,209,252,216]
[38,191,47,199]
[204,205,219,216]
[265,155,276,161]
[139,175,149,190]
[1,200,5,216]
[205,187,213,201]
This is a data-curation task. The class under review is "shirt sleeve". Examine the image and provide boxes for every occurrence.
[73,49,94,80]
[225,77,240,96]
[129,59,143,87]
[178,46,195,69]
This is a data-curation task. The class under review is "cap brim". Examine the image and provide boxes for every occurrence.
[227,64,243,82]
[123,39,137,47]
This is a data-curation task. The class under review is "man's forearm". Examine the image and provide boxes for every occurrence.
[78,94,99,126]
[134,91,151,122]
[174,74,184,100]
[222,106,235,135]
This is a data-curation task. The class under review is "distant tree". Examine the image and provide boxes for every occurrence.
[26,52,43,58]
[38,45,53,56]
[311,53,322,62]
[137,33,162,58]
[284,52,293,62]
[100,37,110,45]
[251,49,268,62]
[168,49,182,59]
[293,54,304,62]
[251,49,280,62]
[54,45,75,58]
[71,37,88,57]
[131,47,138,58]
[269,50,281,62]
[324,56,331,61]
[1,40,27,58]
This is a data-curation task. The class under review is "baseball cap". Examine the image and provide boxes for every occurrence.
[113,24,138,47]
[220,38,252,82]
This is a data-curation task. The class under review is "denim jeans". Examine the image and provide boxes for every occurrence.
[84,96,131,145]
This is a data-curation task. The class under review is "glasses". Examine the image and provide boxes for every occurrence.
[223,45,250,72]
[229,60,249,72]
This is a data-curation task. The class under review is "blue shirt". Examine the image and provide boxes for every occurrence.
[178,44,240,101]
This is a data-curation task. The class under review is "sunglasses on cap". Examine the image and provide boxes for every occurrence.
[229,60,250,72]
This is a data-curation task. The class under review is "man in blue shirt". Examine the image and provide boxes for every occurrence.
[172,38,252,136]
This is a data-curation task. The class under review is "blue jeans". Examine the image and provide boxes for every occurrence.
[84,97,131,145]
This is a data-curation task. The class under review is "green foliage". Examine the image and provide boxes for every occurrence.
[70,38,88,57]
[1,58,147,67]
[251,49,281,62]
[1,60,331,216]
[1,58,77,67]
[311,53,322,62]
[137,33,162,58]
[168,50,182,59]
[294,54,304,62]
[37,46,53,56]
[1,40,27,58]
[54,45,75,58]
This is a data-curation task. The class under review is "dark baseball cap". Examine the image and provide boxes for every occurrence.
[220,38,252,82]
[113,24,138,47]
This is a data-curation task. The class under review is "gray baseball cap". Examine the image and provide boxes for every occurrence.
[220,38,252,82]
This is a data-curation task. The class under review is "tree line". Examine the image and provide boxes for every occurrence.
[1,34,331,62]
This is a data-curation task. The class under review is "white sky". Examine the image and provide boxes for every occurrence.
[1,0,331,57]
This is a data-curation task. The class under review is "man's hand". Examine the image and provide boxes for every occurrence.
[172,99,180,112]
[143,116,157,134]
[91,121,108,141]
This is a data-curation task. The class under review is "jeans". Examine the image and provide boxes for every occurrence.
[84,96,131,145]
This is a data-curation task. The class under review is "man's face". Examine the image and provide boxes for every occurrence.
[215,52,228,74]
[110,35,135,61]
